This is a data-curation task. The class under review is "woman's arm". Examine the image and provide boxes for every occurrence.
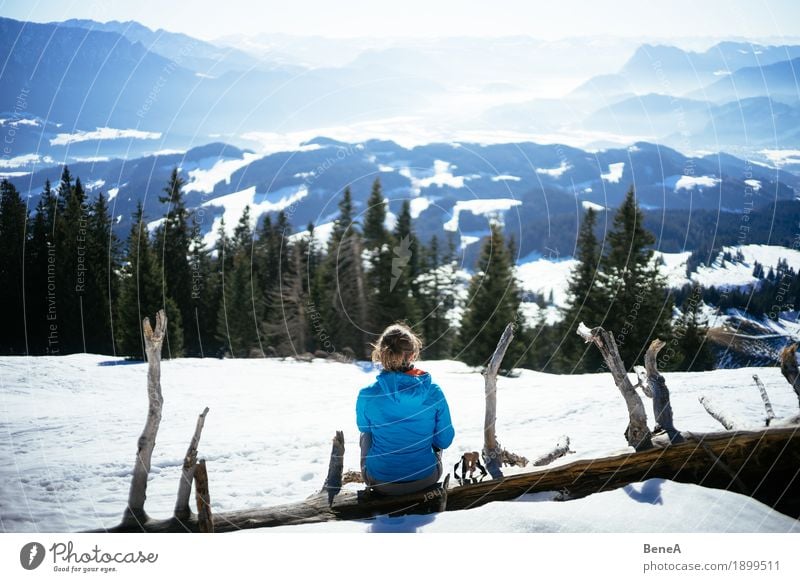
[432,386,455,450]
[356,390,370,433]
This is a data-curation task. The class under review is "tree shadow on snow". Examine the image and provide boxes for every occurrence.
[96,359,145,366]
[623,479,665,505]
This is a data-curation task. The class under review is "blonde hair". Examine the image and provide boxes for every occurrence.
[371,323,422,371]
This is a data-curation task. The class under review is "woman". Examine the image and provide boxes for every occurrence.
[356,323,455,495]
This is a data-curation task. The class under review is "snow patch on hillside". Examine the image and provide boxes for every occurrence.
[49,127,161,146]
[185,152,263,194]
[601,162,625,183]
[443,198,522,232]
[536,161,571,178]
[516,258,578,307]
[665,175,720,191]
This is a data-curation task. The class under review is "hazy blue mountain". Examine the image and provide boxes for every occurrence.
[56,18,290,75]
[692,57,800,103]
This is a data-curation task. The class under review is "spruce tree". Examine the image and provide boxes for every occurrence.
[457,223,525,368]
[0,180,28,354]
[600,187,672,368]
[117,203,183,359]
[674,286,714,371]
[318,187,369,357]
[556,208,605,372]
[417,234,459,359]
[26,181,55,354]
[217,206,260,357]
[156,168,194,354]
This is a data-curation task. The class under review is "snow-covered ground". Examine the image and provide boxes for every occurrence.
[1,355,798,533]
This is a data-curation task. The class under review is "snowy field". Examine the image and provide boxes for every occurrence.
[1,355,798,533]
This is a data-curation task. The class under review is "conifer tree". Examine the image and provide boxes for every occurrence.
[156,168,194,354]
[674,286,714,371]
[26,180,55,354]
[417,234,459,359]
[457,223,525,368]
[319,187,369,357]
[0,180,28,354]
[600,187,672,367]
[116,203,183,359]
[556,207,605,372]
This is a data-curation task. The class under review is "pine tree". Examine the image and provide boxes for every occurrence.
[457,223,525,369]
[156,168,194,354]
[187,214,220,357]
[56,172,88,352]
[318,187,369,357]
[555,208,605,372]
[416,234,460,359]
[116,203,183,359]
[600,187,672,368]
[0,180,28,354]
[83,192,120,354]
[26,180,55,354]
[217,206,260,357]
[674,286,715,371]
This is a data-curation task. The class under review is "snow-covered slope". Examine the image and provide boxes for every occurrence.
[1,355,798,533]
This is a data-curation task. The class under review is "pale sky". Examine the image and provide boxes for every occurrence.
[1,0,799,41]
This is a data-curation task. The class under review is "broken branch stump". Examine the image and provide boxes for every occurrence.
[195,459,213,533]
[577,323,653,451]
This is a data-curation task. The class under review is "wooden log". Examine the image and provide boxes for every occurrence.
[89,426,800,532]
[174,407,210,522]
[752,374,776,426]
[577,323,653,451]
[195,459,213,533]
[699,395,741,430]
[634,366,653,398]
[644,339,684,443]
[532,436,572,466]
[780,343,800,407]
[320,431,345,505]
[482,322,514,478]
[122,310,167,527]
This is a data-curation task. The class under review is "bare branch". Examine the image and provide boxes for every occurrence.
[780,343,800,408]
[699,395,741,430]
[123,310,167,526]
[532,436,572,466]
[481,322,515,478]
[577,323,653,451]
[320,431,345,505]
[644,339,683,443]
[752,374,776,426]
[195,459,213,533]
[175,407,210,521]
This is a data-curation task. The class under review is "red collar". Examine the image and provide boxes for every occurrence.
[404,367,426,376]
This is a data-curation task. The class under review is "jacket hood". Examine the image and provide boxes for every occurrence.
[376,370,432,404]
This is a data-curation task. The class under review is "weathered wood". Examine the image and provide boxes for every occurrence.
[780,343,800,407]
[320,431,345,505]
[175,407,210,522]
[644,339,684,443]
[532,436,572,466]
[195,459,213,533]
[577,323,653,451]
[89,427,800,532]
[482,322,514,478]
[122,310,167,527]
[634,366,653,398]
[752,374,776,426]
[684,431,751,495]
[699,395,741,430]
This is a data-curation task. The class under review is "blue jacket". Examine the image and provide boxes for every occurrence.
[357,369,455,483]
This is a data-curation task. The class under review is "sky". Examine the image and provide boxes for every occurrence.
[1,0,799,41]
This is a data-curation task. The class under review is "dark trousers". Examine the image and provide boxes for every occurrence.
[359,432,443,495]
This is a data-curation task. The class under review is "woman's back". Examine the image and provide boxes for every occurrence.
[357,368,454,483]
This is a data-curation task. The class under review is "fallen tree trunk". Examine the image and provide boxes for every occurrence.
[89,426,800,532]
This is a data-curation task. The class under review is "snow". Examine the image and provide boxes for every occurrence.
[201,185,309,240]
[536,161,570,178]
[0,154,53,168]
[107,187,120,201]
[516,257,579,307]
[1,355,798,533]
[49,127,161,146]
[399,160,477,192]
[443,198,522,232]
[409,197,431,219]
[666,175,720,191]
[581,200,605,211]
[759,149,800,167]
[745,179,762,192]
[691,244,800,290]
[600,162,625,183]
[84,179,105,191]
[655,250,693,288]
[185,152,263,194]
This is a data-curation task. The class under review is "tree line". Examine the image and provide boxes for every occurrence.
[0,169,717,372]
